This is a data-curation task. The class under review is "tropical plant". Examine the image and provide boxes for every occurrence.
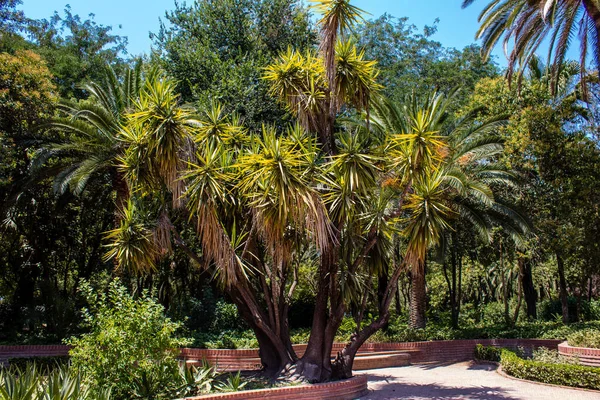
[463,0,600,94]
[105,0,519,384]
[34,61,143,212]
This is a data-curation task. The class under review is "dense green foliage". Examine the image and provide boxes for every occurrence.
[474,344,501,362]
[66,280,190,399]
[1,0,600,388]
[0,364,112,400]
[500,348,600,390]
[567,329,600,349]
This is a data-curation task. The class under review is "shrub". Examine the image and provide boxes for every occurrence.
[474,344,501,362]
[532,347,578,365]
[567,328,600,349]
[66,280,191,399]
[500,349,600,390]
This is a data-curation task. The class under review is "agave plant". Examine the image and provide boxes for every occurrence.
[173,363,215,398]
[0,365,41,400]
[41,366,90,400]
[215,372,248,393]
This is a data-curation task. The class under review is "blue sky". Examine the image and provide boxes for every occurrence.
[18,0,505,63]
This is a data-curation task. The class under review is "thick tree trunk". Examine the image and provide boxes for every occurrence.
[518,257,537,319]
[409,263,426,329]
[556,252,569,324]
[296,251,337,382]
[230,287,295,376]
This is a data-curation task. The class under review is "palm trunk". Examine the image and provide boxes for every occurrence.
[409,262,427,329]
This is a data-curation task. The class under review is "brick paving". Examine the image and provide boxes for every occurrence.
[357,361,600,400]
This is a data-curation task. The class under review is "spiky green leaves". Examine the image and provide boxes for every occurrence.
[120,74,197,204]
[464,0,600,96]
[236,125,332,264]
[264,42,380,133]
[104,199,160,273]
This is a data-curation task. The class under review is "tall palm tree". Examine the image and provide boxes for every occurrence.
[463,0,600,94]
[35,61,143,212]
[367,93,523,329]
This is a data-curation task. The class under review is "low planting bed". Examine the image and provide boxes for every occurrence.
[558,342,600,367]
[182,375,368,400]
[475,344,600,391]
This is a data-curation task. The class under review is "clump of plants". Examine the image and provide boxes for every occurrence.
[500,349,600,390]
[474,344,501,362]
[0,364,112,400]
[66,279,191,399]
[531,347,578,365]
[567,328,600,349]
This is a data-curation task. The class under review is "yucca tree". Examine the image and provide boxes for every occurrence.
[105,0,519,383]
[35,61,143,213]
[463,0,600,95]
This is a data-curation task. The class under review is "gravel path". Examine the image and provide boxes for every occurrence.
[356,361,600,400]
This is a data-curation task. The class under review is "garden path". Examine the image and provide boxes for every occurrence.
[357,361,600,400]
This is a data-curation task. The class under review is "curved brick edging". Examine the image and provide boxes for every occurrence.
[183,375,368,400]
[0,339,562,370]
[558,341,600,367]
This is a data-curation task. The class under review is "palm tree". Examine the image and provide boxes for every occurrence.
[366,92,525,329]
[463,0,600,94]
[35,61,143,213]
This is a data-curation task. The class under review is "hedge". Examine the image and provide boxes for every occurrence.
[500,349,600,390]
[474,344,501,362]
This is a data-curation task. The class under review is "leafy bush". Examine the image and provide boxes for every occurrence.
[532,347,578,365]
[567,329,600,349]
[66,280,191,399]
[211,301,247,332]
[500,349,600,390]
[7,356,69,370]
[474,344,501,362]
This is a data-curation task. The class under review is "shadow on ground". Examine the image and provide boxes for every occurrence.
[359,382,519,400]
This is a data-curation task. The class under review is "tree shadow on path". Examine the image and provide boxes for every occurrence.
[359,381,519,400]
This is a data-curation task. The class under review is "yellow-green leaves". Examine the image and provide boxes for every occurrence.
[335,39,381,112]
[121,74,196,203]
[104,200,159,274]
[264,48,327,132]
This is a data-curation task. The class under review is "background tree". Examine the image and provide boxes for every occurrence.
[152,0,316,131]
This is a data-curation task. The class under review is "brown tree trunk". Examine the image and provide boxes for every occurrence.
[409,262,426,329]
[556,252,569,324]
[296,251,336,382]
[518,257,537,319]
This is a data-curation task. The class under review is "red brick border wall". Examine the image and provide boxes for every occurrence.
[0,345,71,366]
[366,339,562,363]
[183,375,368,400]
[558,341,600,367]
[0,339,561,368]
